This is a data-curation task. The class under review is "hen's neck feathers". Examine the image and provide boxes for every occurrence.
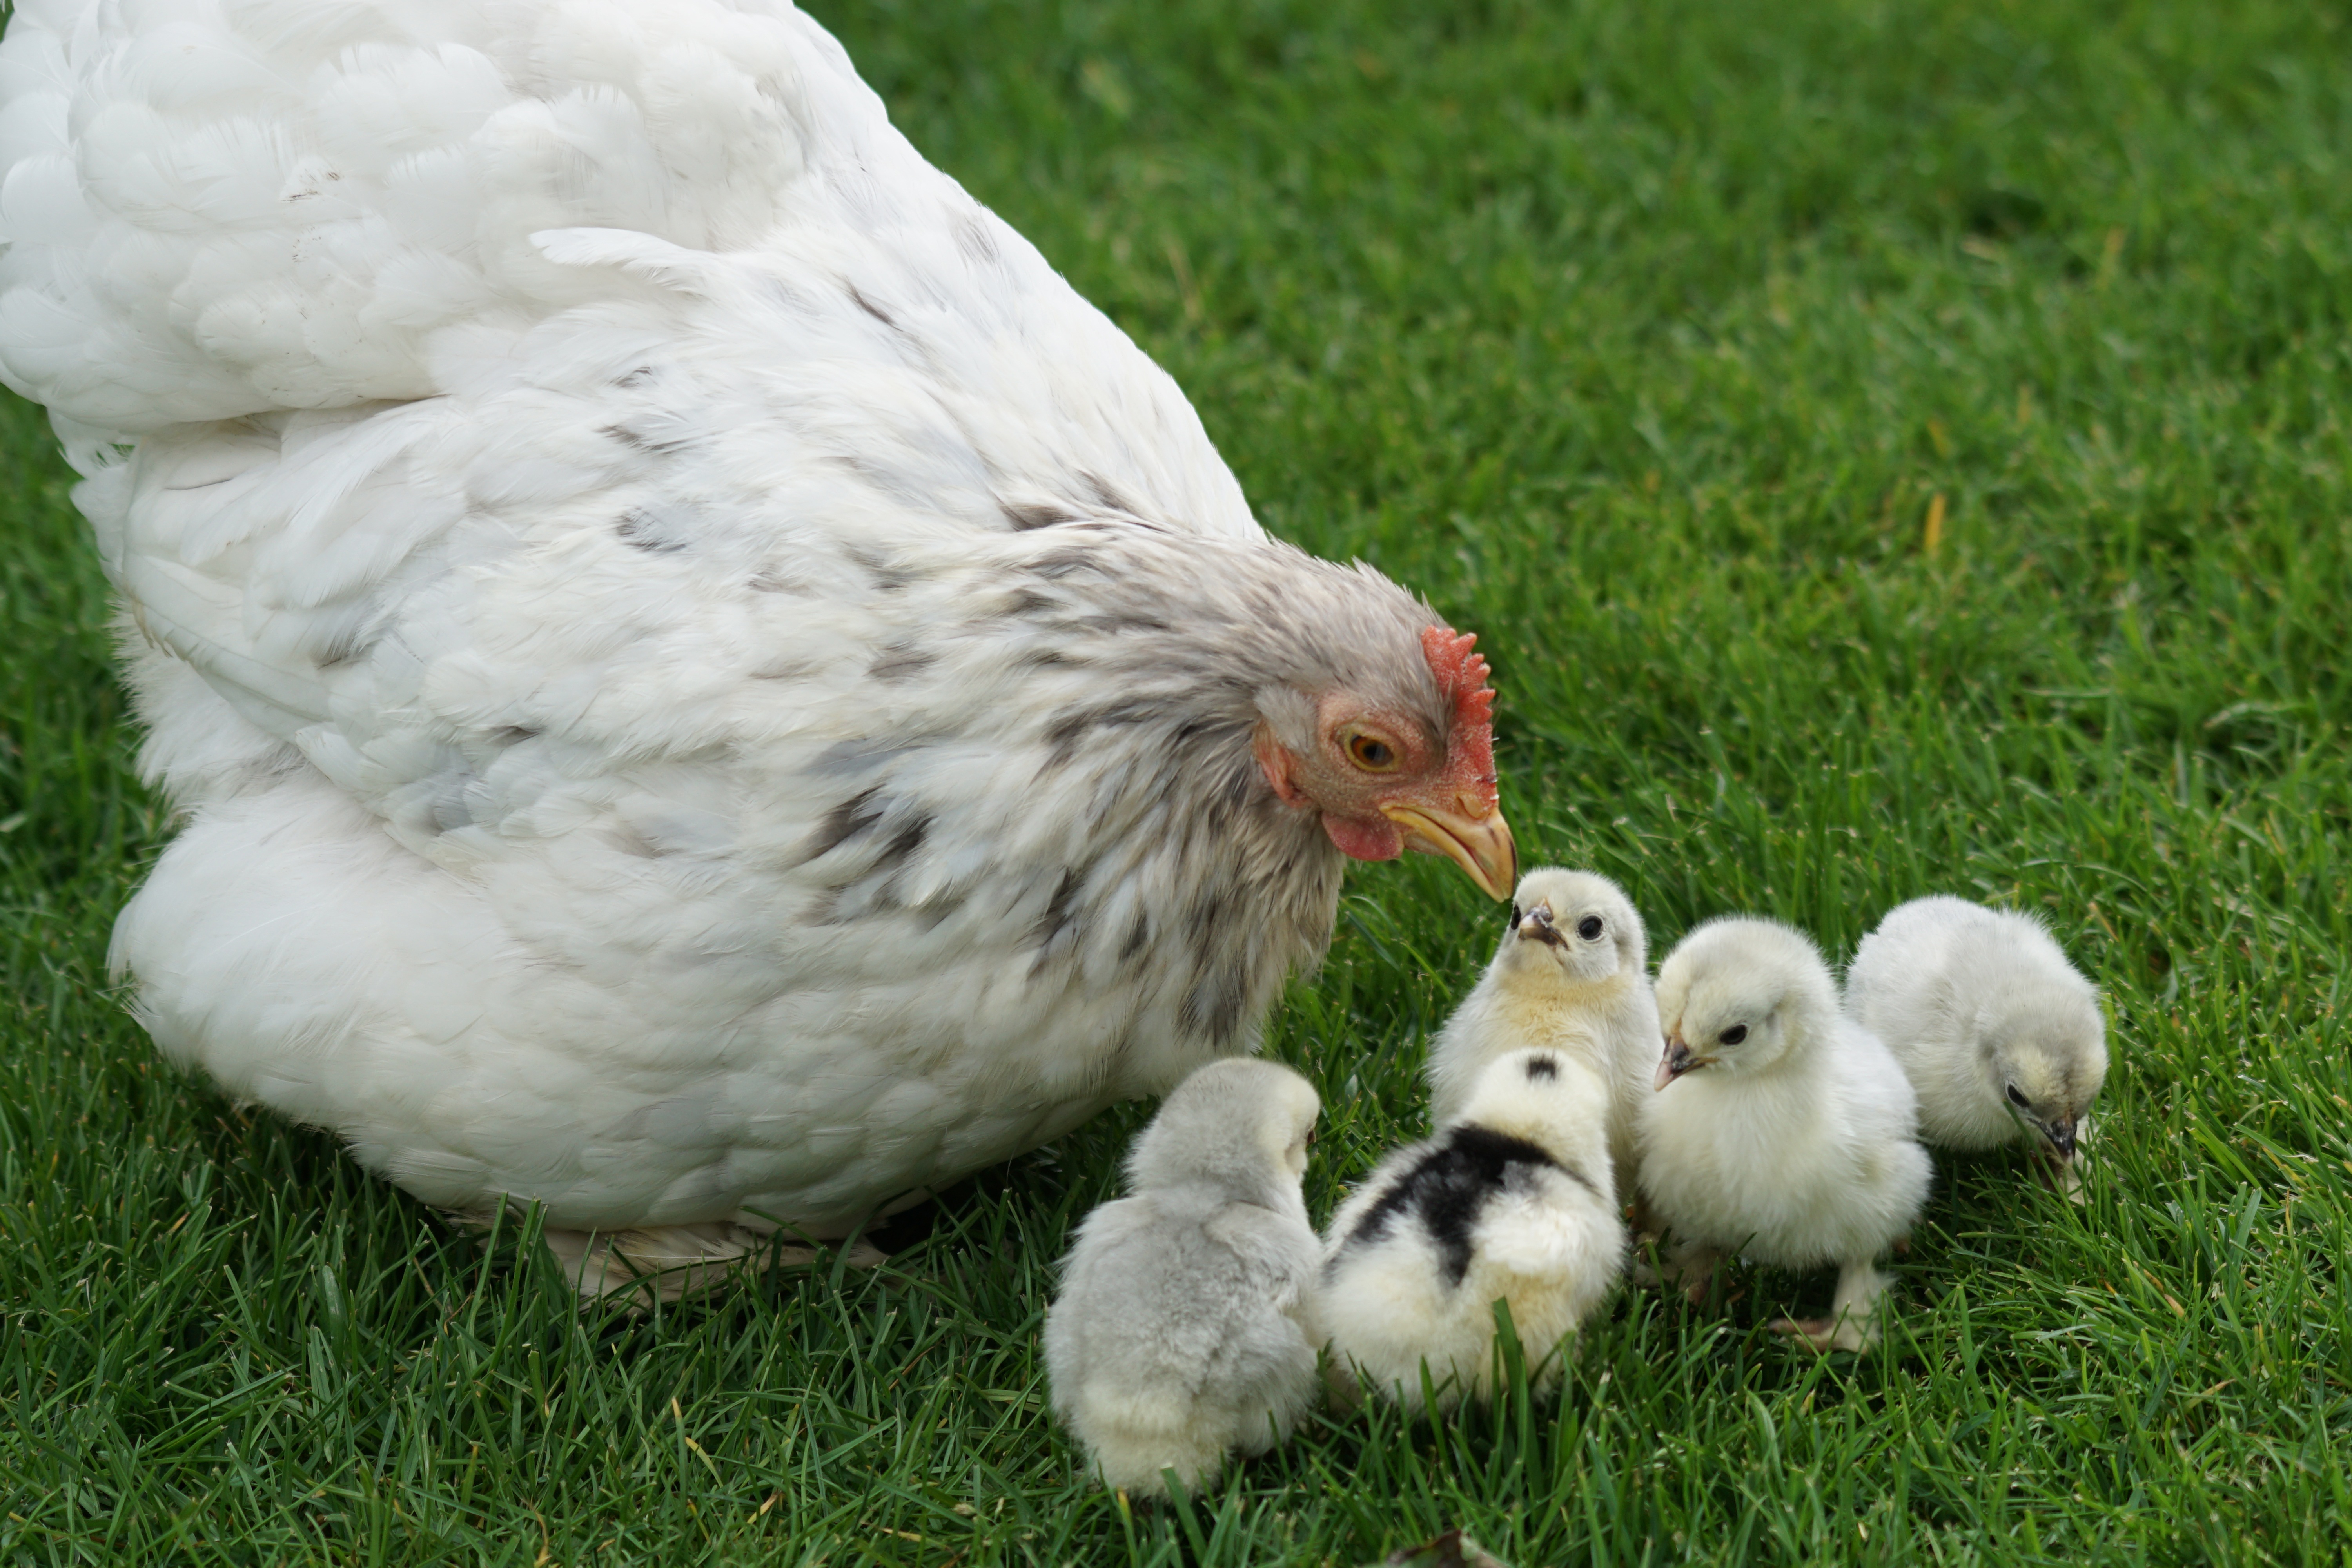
[797,521,1437,1091]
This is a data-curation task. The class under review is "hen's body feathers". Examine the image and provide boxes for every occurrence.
[0,1,1512,1264]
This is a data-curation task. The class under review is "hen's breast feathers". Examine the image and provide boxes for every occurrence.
[4,0,1371,1228]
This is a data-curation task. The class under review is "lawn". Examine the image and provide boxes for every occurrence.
[4,0,2350,1562]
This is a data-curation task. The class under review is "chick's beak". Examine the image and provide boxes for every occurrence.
[1654,1035,1710,1092]
[2040,1116,2078,1162]
[1382,796,1517,901]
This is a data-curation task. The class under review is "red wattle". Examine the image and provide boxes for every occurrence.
[1323,814,1403,862]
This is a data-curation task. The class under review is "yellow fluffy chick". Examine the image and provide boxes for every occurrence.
[1321,1049,1626,1412]
[1638,918,1931,1353]
[1426,868,1661,1197]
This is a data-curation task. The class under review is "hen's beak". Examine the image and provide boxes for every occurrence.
[1383,798,1517,901]
[1654,1034,1712,1092]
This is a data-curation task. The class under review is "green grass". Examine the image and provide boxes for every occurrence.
[4,0,2350,1561]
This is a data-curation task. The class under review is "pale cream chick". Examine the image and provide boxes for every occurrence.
[1845,896,2107,1197]
[1044,1060,1323,1499]
[1321,1049,1625,1412]
[1638,918,1931,1354]
[1426,868,1660,1196]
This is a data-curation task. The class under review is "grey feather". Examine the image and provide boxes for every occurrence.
[1044,1058,1323,1497]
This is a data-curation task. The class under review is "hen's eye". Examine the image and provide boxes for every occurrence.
[1719,1024,1749,1045]
[2006,1085,2030,1109]
[1344,731,1399,771]
[1577,915,1604,940]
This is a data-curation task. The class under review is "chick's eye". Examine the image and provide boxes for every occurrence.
[1719,1024,1749,1045]
[1508,904,1523,928]
[2006,1085,2030,1109]
[1344,730,1399,771]
[1577,915,1604,940]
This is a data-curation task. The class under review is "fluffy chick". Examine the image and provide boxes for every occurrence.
[1322,1049,1625,1412]
[1845,896,2107,1194]
[1639,918,1931,1353]
[1044,1058,1323,1498]
[1427,868,1661,1197]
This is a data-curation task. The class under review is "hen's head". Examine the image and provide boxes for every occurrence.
[1250,621,1515,900]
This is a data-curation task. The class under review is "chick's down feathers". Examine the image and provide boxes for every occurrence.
[1844,896,2107,1168]
[1044,1060,1323,1497]
[0,0,1517,1287]
[1426,867,1660,1191]
[1322,1049,1625,1411]
[1639,918,1930,1352]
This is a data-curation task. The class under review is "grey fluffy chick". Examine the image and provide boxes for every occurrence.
[1044,1058,1322,1497]
[1845,896,2107,1195]
[1426,867,1660,1196]
[1322,1049,1625,1412]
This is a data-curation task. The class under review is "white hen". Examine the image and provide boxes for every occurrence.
[1639,918,1931,1353]
[0,0,1518,1293]
[1844,896,2107,1191]
[1425,867,1659,1192]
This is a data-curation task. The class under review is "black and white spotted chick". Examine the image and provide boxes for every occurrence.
[1426,867,1661,1194]
[1044,1059,1323,1498]
[1320,1050,1626,1413]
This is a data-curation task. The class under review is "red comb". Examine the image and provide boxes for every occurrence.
[1421,625,1495,726]
[1421,624,1500,811]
